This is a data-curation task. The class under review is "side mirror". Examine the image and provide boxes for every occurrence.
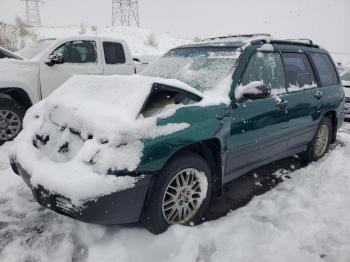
[235,81,271,101]
[45,53,64,66]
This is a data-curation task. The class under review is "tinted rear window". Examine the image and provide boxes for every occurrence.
[103,42,126,64]
[282,53,316,87]
[311,53,339,86]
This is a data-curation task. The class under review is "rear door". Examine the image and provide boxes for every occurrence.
[281,52,322,151]
[225,51,289,181]
[102,41,135,75]
[40,40,103,97]
[309,52,343,117]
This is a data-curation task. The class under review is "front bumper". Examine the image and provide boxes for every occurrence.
[10,160,152,225]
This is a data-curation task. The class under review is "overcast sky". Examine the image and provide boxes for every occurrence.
[1,0,350,63]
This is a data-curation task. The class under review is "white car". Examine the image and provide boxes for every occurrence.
[341,69,350,120]
[0,36,137,144]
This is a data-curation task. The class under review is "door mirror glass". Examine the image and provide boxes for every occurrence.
[45,52,65,66]
[235,81,271,101]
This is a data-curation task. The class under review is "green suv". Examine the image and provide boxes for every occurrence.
[10,35,345,234]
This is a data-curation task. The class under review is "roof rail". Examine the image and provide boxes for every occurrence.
[285,38,314,45]
[202,33,272,42]
[269,39,319,48]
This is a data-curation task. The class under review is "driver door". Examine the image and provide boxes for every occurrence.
[224,51,290,181]
[40,40,103,98]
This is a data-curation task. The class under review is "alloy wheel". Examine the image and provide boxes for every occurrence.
[0,110,21,141]
[314,124,329,158]
[161,168,207,225]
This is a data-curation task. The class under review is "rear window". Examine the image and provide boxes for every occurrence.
[103,42,126,64]
[282,53,316,87]
[311,53,339,86]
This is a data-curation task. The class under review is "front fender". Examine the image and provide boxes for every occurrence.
[0,59,40,103]
[136,104,231,172]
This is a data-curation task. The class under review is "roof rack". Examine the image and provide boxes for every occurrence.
[285,38,314,45]
[202,34,272,42]
[269,39,319,48]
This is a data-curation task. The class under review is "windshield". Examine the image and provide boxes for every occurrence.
[341,70,350,82]
[18,38,56,59]
[142,46,240,92]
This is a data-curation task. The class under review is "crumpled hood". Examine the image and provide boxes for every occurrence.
[45,74,202,130]
[10,74,192,204]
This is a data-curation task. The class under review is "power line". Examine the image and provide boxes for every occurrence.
[21,0,42,27]
[112,0,140,27]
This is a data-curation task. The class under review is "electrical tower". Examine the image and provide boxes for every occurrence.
[22,0,42,27]
[112,0,140,27]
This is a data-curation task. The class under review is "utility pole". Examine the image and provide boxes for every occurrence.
[112,0,140,27]
[22,0,42,27]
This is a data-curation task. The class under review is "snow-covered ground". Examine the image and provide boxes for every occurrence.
[1,124,350,262]
[33,26,190,57]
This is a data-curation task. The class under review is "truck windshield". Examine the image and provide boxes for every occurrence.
[142,46,240,92]
[341,70,350,81]
[18,38,56,59]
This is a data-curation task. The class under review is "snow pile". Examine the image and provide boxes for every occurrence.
[10,75,195,204]
[1,125,350,261]
[34,26,190,56]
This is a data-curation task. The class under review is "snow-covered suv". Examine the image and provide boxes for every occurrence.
[0,36,135,144]
[10,35,345,234]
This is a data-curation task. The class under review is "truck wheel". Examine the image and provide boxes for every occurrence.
[0,97,25,145]
[141,153,212,234]
[299,117,332,163]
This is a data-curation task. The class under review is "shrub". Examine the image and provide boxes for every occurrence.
[144,32,158,48]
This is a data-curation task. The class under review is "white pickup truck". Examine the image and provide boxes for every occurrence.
[0,36,137,144]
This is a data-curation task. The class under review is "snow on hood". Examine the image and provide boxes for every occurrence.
[10,75,202,204]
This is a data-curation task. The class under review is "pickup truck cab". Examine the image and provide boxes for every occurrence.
[0,36,135,144]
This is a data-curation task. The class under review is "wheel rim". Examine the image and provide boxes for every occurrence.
[314,124,329,158]
[0,110,21,141]
[161,168,207,225]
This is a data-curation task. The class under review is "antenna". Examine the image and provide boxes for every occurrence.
[112,0,140,27]
[21,0,42,27]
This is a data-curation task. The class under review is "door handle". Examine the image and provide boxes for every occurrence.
[314,91,323,100]
[276,99,288,109]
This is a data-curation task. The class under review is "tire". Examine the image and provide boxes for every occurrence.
[141,153,212,234]
[0,97,26,146]
[299,117,332,163]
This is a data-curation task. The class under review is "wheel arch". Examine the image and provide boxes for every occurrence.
[161,138,224,198]
[0,88,33,110]
[324,110,337,143]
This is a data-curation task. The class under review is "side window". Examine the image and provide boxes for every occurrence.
[52,41,97,63]
[0,51,4,58]
[281,53,317,89]
[310,53,339,86]
[103,42,126,64]
[242,52,286,95]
